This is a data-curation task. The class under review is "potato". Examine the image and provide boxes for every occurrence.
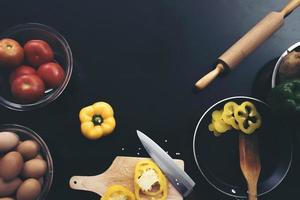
[279,51,300,82]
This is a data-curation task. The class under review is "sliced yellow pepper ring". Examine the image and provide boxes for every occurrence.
[221,102,240,130]
[134,160,168,200]
[234,101,262,134]
[79,102,116,140]
[101,185,135,200]
[208,110,232,135]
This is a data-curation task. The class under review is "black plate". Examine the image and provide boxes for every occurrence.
[193,96,293,198]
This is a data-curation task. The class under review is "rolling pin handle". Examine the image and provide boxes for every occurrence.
[215,59,231,75]
[281,0,300,18]
[194,59,230,90]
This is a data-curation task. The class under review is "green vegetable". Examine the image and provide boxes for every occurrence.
[269,79,300,117]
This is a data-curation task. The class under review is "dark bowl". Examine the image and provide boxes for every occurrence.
[193,96,293,198]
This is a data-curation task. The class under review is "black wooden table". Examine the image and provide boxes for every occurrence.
[0,0,299,199]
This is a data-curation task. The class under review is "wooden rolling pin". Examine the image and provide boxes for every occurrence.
[195,0,300,90]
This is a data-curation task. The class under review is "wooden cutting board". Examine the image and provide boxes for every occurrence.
[69,156,184,200]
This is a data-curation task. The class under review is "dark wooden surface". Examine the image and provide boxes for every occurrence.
[0,0,299,199]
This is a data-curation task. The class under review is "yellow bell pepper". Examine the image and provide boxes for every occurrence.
[208,110,232,135]
[221,102,239,130]
[209,101,262,135]
[234,101,262,134]
[79,102,116,140]
[134,160,168,200]
[101,185,135,200]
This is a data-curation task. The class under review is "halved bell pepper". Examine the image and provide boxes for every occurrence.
[234,101,261,134]
[221,102,239,130]
[208,110,232,135]
[79,102,116,140]
[101,185,135,200]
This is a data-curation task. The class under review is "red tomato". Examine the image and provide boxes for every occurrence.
[11,74,45,103]
[9,65,36,84]
[24,40,54,67]
[0,38,24,68]
[37,62,65,88]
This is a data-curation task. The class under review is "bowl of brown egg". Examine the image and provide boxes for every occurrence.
[0,124,53,200]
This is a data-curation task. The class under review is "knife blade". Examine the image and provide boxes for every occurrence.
[136,130,195,197]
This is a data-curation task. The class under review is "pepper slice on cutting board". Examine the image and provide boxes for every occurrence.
[79,102,116,140]
[234,101,262,134]
[101,185,135,200]
[134,160,168,200]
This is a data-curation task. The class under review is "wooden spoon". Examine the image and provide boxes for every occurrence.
[239,134,261,200]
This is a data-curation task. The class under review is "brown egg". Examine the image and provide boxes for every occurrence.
[22,159,47,179]
[0,132,19,153]
[16,179,41,200]
[17,140,40,160]
[0,177,22,197]
[34,154,43,160]
[0,152,24,181]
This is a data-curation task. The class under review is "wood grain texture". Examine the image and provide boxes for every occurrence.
[195,63,224,90]
[280,0,300,17]
[69,156,184,200]
[239,134,261,200]
[218,12,283,70]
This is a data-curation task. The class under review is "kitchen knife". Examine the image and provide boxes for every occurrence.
[195,0,300,90]
[137,130,195,197]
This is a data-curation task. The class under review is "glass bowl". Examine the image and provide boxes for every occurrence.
[0,23,73,111]
[0,124,53,199]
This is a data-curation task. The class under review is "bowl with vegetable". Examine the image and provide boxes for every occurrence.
[0,23,73,111]
[270,42,300,143]
[193,96,292,199]
[0,124,53,200]
[272,42,300,87]
[270,43,300,130]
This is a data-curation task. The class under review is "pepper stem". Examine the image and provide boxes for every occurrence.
[92,115,103,125]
